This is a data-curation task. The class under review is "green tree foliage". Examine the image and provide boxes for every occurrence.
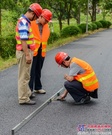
[0,0,112,59]
[41,0,68,30]
[99,0,112,20]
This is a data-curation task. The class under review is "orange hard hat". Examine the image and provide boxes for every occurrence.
[41,9,52,22]
[29,3,42,17]
[55,52,68,65]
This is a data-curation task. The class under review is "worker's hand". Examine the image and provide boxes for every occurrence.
[60,93,67,99]
[25,54,32,64]
[56,95,66,101]
[56,90,68,101]
[64,74,74,81]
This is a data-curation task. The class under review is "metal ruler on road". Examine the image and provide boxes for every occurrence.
[11,87,65,135]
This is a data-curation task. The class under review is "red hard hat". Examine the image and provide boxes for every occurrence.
[55,52,68,65]
[29,3,42,17]
[41,9,52,22]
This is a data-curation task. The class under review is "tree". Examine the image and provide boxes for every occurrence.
[40,0,86,30]
[88,0,99,22]
[39,0,66,30]
[100,0,112,20]
[72,0,87,24]
[0,4,1,36]
[64,0,73,25]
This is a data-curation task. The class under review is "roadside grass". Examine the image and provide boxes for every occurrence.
[1,10,112,71]
[0,57,17,71]
[0,28,107,71]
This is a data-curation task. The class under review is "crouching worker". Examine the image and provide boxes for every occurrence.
[55,52,99,104]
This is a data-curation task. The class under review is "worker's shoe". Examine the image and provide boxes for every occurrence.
[74,96,91,105]
[19,100,36,105]
[34,89,46,94]
[30,92,35,99]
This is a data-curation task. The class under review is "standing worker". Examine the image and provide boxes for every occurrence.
[29,9,52,94]
[15,3,42,105]
[55,52,99,104]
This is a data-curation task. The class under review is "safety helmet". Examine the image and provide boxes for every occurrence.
[41,9,52,22]
[29,3,42,17]
[55,52,68,65]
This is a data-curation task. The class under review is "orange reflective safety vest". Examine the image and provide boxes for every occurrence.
[71,57,99,92]
[15,18,35,51]
[31,21,50,57]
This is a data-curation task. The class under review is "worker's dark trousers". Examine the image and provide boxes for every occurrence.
[64,80,89,102]
[29,46,45,91]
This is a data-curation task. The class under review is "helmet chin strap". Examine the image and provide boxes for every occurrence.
[31,14,36,21]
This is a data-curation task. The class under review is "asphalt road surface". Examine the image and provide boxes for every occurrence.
[0,28,112,135]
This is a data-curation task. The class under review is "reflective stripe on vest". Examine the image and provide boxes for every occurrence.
[42,42,47,53]
[78,71,98,87]
[71,57,99,91]
[15,18,35,51]
[78,72,95,81]
[33,41,47,57]
[84,79,98,86]
[31,21,50,57]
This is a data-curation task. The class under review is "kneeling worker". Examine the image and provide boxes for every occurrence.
[55,52,99,104]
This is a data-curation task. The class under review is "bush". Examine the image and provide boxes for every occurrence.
[99,20,109,28]
[106,21,112,28]
[60,25,81,38]
[90,23,97,31]
[78,23,86,33]
[93,21,103,29]
[0,33,16,59]
[48,32,60,44]
[88,24,93,31]
[78,23,95,33]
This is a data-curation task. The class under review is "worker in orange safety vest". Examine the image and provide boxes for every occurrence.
[55,52,99,105]
[29,9,52,95]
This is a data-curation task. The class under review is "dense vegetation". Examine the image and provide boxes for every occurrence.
[0,0,112,61]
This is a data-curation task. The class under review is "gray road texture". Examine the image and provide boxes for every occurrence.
[0,29,112,135]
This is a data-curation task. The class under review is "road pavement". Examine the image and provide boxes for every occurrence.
[0,28,112,135]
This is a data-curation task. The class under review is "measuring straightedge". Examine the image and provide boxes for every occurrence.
[11,87,65,135]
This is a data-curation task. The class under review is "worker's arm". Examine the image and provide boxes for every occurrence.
[21,40,32,64]
[64,74,74,82]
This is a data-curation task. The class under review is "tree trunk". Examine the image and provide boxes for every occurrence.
[76,6,80,24]
[92,0,96,22]
[0,8,1,36]
[59,17,62,31]
[67,17,70,25]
